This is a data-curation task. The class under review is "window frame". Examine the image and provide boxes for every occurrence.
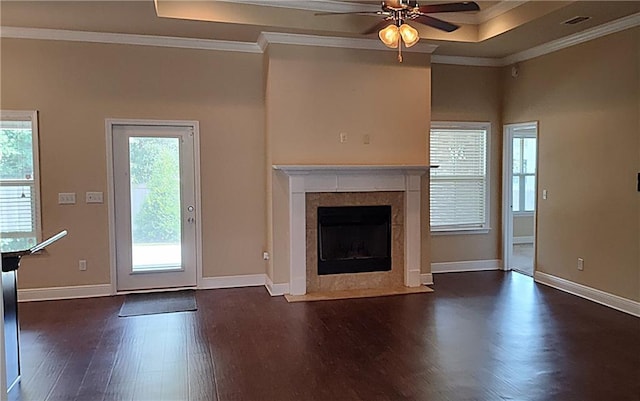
[429,121,491,235]
[0,110,42,250]
[511,132,536,215]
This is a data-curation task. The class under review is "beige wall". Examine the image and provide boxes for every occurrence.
[1,39,266,288]
[265,45,432,283]
[502,28,640,301]
[430,64,502,263]
[266,45,431,165]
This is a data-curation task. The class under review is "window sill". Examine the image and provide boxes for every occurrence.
[431,228,491,236]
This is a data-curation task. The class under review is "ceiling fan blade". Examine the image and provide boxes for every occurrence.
[362,19,395,35]
[413,15,459,32]
[417,2,480,14]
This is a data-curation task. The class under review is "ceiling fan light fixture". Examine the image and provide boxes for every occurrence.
[379,24,400,48]
[399,23,419,47]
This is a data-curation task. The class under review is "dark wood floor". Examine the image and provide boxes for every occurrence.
[8,271,640,401]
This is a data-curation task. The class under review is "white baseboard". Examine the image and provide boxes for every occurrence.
[535,271,640,317]
[432,259,502,274]
[18,274,271,302]
[420,273,434,285]
[18,284,113,302]
[513,236,534,244]
[199,274,265,290]
[265,276,289,296]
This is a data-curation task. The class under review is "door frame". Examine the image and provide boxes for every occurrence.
[502,121,538,273]
[106,118,202,294]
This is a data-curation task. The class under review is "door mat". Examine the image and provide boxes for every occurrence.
[119,290,197,317]
[284,285,433,303]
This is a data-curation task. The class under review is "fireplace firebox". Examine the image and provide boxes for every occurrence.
[317,205,392,275]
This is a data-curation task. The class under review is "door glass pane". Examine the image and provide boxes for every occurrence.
[512,176,520,212]
[129,137,182,271]
[524,175,536,211]
[523,138,536,174]
[512,138,522,174]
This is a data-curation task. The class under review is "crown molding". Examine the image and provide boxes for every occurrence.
[0,26,262,53]
[2,11,638,66]
[431,55,502,67]
[0,26,437,56]
[259,31,438,54]
[433,11,640,67]
[502,11,640,66]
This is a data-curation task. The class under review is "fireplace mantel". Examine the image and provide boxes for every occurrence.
[273,164,432,174]
[273,164,431,295]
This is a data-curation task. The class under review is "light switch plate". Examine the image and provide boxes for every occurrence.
[58,193,76,205]
[86,192,104,204]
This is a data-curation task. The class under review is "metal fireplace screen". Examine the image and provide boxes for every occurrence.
[317,205,391,275]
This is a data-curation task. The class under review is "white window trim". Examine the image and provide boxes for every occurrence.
[0,110,42,247]
[511,132,536,213]
[429,121,491,234]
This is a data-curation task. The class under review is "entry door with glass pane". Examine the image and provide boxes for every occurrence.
[112,124,197,291]
[503,123,537,276]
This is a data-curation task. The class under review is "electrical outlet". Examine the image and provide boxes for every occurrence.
[58,192,76,205]
[79,260,87,271]
[542,190,548,200]
[86,191,103,203]
[577,257,584,271]
[363,134,371,145]
[340,132,348,143]
[263,252,270,261]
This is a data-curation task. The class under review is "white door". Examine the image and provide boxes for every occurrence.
[112,124,198,291]
[503,122,538,276]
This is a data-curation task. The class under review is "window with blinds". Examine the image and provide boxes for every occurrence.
[0,111,41,252]
[430,122,490,232]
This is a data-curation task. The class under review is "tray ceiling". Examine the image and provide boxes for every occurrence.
[1,1,638,58]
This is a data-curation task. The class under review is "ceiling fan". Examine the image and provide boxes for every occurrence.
[317,0,480,61]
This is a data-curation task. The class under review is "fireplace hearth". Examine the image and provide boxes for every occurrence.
[317,205,391,275]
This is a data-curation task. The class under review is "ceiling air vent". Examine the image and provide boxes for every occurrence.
[563,16,591,25]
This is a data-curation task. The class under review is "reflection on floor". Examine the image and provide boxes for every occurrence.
[512,243,534,276]
[11,272,640,401]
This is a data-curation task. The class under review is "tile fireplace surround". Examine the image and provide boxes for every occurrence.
[273,165,430,295]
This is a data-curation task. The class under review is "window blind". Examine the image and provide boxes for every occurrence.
[0,183,35,236]
[430,127,488,230]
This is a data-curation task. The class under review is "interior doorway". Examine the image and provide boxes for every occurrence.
[502,122,538,276]
[108,120,201,292]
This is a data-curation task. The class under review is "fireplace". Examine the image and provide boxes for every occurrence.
[317,205,391,275]
[272,164,430,295]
